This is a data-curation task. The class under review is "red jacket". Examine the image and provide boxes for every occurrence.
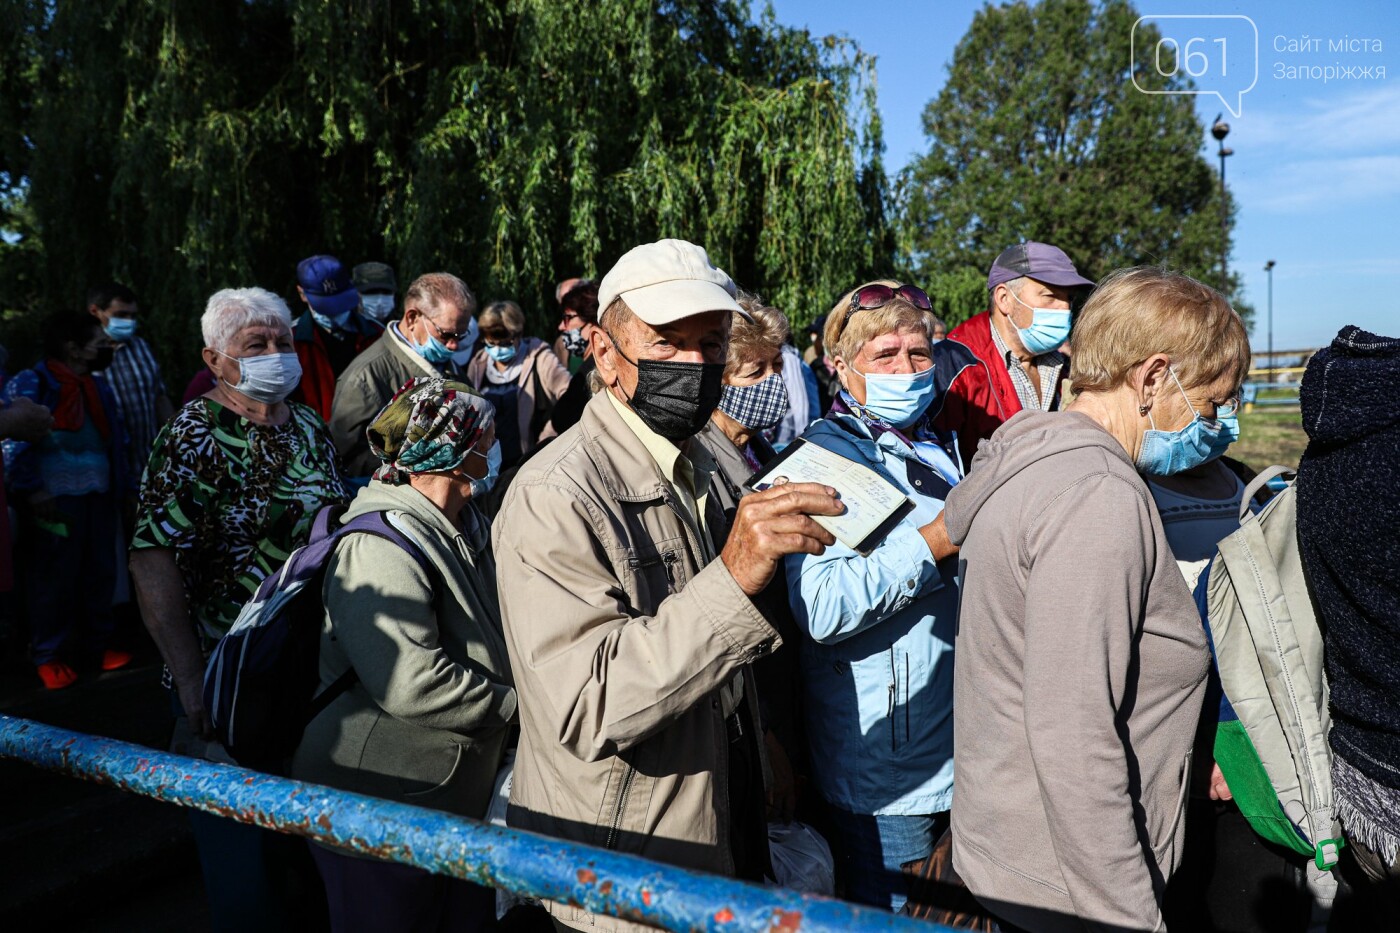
[930,311,1062,470]
[291,312,383,422]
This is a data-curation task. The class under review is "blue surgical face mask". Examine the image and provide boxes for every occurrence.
[849,362,938,429]
[310,307,354,332]
[216,350,303,405]
[1136,367,1232,476]
[104,317,138,342]
[486,342,518,364]
[407,316,456,365]
[468,440,503,499]
[1008,288,1072,355]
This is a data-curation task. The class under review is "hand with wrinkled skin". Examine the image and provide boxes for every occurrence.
[720,482,843,597]
[0,396,54,442]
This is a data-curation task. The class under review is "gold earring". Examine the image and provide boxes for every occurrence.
[1138,405,1149,416]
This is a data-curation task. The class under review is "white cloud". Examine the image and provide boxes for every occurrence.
[1238,154,1400,212]
[1236,83,1400,156]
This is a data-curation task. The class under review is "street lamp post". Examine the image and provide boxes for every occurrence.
[1265,260,1276,380]
[1212,115,1233,294]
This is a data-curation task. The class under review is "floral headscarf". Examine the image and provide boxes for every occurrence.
[367,377,495,485]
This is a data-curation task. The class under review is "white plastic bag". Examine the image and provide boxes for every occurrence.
[488,750,539,918]
[767,821,836,896]
[485,748,513,828]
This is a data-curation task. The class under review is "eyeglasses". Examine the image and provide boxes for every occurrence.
[1167,365,1239,425]
[840,283,933,336]
[416,312,472,344]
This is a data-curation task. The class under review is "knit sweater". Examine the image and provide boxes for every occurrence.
[1297,326,1400,795]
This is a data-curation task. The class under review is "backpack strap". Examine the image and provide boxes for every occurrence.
[304,510,433,719]
[1239,465,1296,522]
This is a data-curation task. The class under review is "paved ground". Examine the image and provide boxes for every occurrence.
[0,624,211,931]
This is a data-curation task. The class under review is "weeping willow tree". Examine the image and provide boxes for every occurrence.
[0,0,887,377]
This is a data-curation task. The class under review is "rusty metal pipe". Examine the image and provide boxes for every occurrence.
[0,715,945,932]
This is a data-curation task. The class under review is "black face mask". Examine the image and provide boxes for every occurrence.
[612,338,724,441]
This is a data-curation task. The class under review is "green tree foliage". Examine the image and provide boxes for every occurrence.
[0,0,887,376]
[900,0,1249,329]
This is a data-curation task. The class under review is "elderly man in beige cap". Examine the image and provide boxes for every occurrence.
[495,239,842,932]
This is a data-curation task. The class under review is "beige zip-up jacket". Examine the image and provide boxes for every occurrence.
[494,391,778,933]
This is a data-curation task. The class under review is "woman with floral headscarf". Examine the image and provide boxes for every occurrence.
[291,376,517,931]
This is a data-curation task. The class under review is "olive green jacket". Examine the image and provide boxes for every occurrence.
[291,480,516,817]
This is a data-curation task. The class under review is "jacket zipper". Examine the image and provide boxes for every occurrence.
[604,764,638,850]
[626,552,679,593]
[887,647,898,752]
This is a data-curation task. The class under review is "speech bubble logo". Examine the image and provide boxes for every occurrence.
[1131,15,1259,118]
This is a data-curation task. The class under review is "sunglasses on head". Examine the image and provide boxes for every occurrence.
[839,283,933,336]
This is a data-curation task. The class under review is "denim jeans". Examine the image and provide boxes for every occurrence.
[826,807,949,912]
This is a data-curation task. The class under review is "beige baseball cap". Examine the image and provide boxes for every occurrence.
[597,239,748,326]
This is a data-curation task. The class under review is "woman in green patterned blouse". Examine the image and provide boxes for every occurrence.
[129,286,348,929]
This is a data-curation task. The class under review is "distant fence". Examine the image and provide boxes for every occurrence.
[0,715,943,933]
[1243,351,1318,411]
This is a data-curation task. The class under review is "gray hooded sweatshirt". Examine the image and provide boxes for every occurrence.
[943,410,1209,933]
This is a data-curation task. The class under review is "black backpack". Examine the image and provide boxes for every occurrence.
[203,504,428,771]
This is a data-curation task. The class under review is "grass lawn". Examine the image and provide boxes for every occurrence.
[1234,407,1309,470]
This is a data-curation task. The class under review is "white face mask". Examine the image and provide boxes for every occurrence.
[360,294,395,322]
[467,440,503,499]
[217,350,303,404]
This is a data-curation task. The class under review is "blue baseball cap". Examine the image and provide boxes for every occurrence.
[987,242,1095,291]
[296,254,360,317]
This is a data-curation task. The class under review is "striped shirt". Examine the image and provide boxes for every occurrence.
[101,335,167,478]
[989,318,1066,412]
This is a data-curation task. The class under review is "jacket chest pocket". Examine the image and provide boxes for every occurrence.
[623,545,683,610]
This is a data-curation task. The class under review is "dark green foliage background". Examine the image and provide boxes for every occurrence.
[0,0,1242,382]
[0,0,888,380]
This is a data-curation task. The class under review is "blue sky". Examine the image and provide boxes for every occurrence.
[768,0,1400,353]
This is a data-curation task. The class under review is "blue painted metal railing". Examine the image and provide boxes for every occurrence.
[0,714,948,932]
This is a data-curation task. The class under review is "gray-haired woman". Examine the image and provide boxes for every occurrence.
[131,286,349,930]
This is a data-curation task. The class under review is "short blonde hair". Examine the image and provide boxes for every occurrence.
[824,279,935,361]
[728,293,790,378]
[1069,267,1250,395]
[480,300,526,340]
[405,272,476,318]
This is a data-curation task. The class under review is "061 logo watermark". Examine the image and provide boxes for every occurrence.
[1131,15,1259,118]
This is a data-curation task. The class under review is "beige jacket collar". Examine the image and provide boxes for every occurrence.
[388,321,446,379]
